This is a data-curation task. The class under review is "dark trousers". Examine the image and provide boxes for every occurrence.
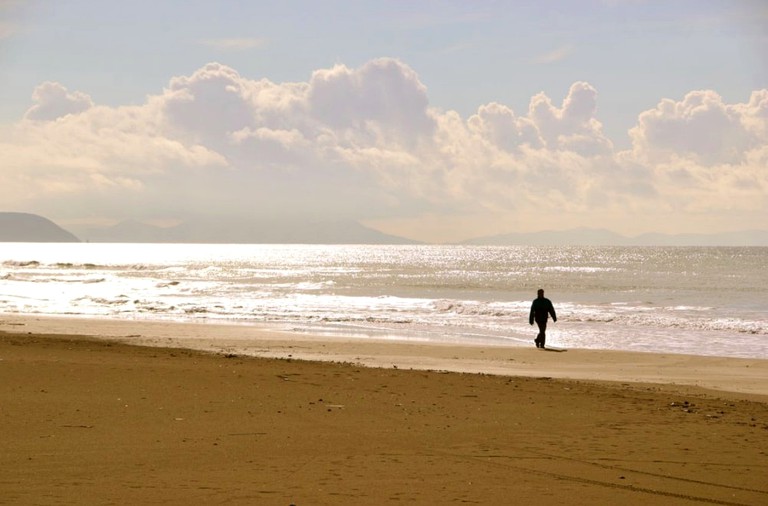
[535,318,548,347]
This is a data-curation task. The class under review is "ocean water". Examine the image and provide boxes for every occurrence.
[1,243,766,359]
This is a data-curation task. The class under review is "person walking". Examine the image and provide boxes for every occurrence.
[530,288,557,348]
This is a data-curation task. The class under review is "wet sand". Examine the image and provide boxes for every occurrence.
[1,316,767,505]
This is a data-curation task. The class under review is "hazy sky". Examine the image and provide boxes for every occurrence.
[1,1,767,242]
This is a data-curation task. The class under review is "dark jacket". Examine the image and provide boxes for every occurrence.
[530,297,557,325]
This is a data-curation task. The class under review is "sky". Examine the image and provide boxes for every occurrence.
[1,0,767,243]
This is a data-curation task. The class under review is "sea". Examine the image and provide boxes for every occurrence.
[1,243,766,359]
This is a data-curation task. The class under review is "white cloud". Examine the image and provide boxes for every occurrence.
[307,58,436,143]
[2,59,767,240]
[527,82,614,156]
[161,63,258,146]
[629,89,764,166]
[621,89,768,226]
[467,102,543,151]
[534,44,575,64]
[24,82,94,121]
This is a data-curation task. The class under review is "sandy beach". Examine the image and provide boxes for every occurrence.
[1,316,767,505]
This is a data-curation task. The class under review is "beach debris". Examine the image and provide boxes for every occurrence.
[669,400,696,413]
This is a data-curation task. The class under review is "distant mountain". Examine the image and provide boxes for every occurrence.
[631,230,768,246]
[73,218,421,244]
[80,219,171,243]
[0,212,80,242]
[6,213,765,246]
[462,228,768,246]
[462,228,625,246]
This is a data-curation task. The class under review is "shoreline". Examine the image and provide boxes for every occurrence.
[2,314,767,399]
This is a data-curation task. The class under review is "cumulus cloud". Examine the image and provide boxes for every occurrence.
[2,58,767,240]
[527,82,613,156]
[161,63,258,146]
[621,89,768,226]
[467,102,542,151]
[629,89,764,165]
[465,82,613,157]
[307,58,435,144]
[24,82,94,121]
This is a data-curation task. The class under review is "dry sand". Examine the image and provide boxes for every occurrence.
[1,316,767,505]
